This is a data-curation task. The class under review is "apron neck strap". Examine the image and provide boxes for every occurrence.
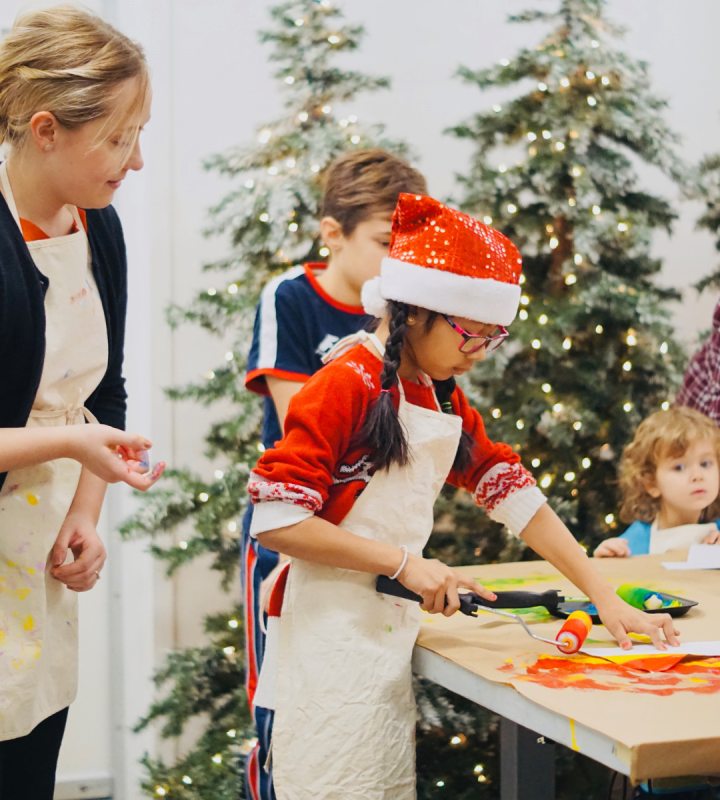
[0,160,85,237]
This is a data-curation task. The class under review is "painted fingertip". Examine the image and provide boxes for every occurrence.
[490,593,497,601]
[621,641,631,650]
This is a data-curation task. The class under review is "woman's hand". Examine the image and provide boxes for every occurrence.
[67,425,165,490]
[594,594,680,650]
[50,511,106,592]
[702,529,720,545]
[594,537,631,558]
[398,554,496,617]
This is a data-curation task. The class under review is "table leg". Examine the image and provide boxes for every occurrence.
[500,717,556,800]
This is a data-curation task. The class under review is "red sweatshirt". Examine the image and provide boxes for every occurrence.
[249,342,545,536]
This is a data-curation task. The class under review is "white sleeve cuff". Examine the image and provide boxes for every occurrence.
[488,486,546,537]
[250,502,314,537]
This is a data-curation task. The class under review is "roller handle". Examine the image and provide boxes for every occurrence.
[375,576,564,613]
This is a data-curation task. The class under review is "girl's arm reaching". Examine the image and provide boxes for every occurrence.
[258,517,497,617]
[521,504,680,650]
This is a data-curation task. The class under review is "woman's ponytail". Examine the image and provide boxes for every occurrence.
[356,301,410,471]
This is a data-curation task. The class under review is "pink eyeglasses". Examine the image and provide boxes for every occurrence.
[442,314,509,354]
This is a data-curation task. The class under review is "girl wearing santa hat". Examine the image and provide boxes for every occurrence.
[247,194,680,800]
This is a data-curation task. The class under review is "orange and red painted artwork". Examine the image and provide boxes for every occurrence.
[499,653,720,695]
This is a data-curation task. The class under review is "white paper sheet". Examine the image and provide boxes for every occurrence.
[582,641,720,659]
[662,544,720,571]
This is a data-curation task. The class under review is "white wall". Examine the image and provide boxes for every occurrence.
[1,0,719,797]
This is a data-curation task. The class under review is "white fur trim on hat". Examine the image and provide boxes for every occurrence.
[379,258,521,326]
[361,276,388,318]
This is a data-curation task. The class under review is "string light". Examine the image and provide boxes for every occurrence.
[549,237,559,249]
[507,203,518,214]
[623,402,633,412]
[660,342,668,354]
[351,135,361,144]
[225,351,234,361]
[492,408,502,418]
[259,213,269,222]
[574,253,583,264]
[227,729,237,738]
[474,765,484,774]
[539,314,548,325]
[228,520,237,532]
[212,754,222,764]
[564,472,576,481]
[562,338,572,350]
[257,443,266,453]
[207,287,216,296]
[592,205,601,215]
[542,383,551,393]
[319,246,330,257]
[519,274,526,284]
[286,157,296,168]
[289,222,299,232]
[527,132,537,142]
[205,371,215,380]
[294,18,304,26]
[437,781,445,787]
[537,82,547,91]
[348,115,357,123]
[285,76,295,84]
[622,361,632,371]
[573,421,582,430]
[245,179,254,189]
[546,224,554,233]
[214,470,224,479]
[493,104,502,112]
[451,736,462,745]
[327,34,340,44]
[553,402,563,412]
[618,222,629,231]
[519,309,528,320]
[339,119,349,127]
[605,513,614,524]
[311,164,320,173]
[587,96,597,106]
[601,75,610,85]
[560,77,570,87]
[542,130,551,139]
[258,129,272,143]
[595,324,603,334]
[540,475,553,488]
[156,789,166,797]
[582,458,591,468]
[520,295,530,305]
[568,198,576,206]
[586,71,595,80]
[627,332,637,345]
[298,112,309,122]
[532,458,541,467]
[198,492,209,502]
[483,215,493,224]
[500,59,510,66]
[322,105,332,114]
[530,147,538,156]
[565,274,577,285]
[591,40,599,47]
[516,420,524,429]
[661,401,670,410]
[228,618,239,628]
[571,166,582,177]
[555,142,565,151]
[182,776,193,785]
[223,646,235,655]
[179,541,188,549]
[532,339,541,349]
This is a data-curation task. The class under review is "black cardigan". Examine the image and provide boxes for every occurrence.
[0,190,128,491]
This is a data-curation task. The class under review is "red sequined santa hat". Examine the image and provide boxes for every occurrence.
[361,193,523,326]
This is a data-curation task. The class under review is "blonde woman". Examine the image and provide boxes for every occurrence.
[0,7,161,795]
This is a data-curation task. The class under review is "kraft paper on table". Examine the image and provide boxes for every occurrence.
[415,551,720,782]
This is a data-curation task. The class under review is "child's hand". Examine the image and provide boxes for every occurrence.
[594,537,631,558]
[702,529,720,545]
[595,594,680,651]
[67,425,165,491]
[398,554,496,617]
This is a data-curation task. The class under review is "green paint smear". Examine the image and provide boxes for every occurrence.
[479,574,561,590]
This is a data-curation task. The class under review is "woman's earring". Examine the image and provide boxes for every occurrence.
[407,316,416,324]
[44,144,52,151]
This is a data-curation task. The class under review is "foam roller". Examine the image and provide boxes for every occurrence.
[556,610,593,654]
[617,584,663,610]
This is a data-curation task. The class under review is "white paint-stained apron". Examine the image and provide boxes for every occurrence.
[271,333,462,800]
[0,162,108,740]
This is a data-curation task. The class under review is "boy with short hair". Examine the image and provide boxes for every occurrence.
[242,149,427,800]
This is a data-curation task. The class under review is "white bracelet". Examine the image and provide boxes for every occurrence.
[389,545,409,581]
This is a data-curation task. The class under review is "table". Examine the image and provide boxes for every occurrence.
[413,551,720,799]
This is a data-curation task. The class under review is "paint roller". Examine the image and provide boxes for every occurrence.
[376,576,593,655]
[616,584,666,611]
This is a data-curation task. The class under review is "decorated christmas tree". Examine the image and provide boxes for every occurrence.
[120,2,406,796]
[429,0,689,572]
[695,152,720,293]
